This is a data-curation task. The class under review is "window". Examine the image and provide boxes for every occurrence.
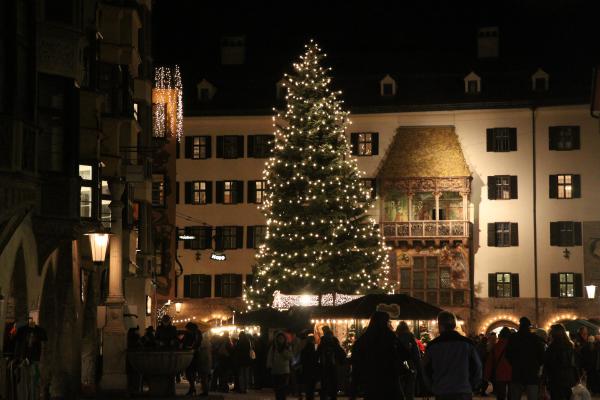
[101,180,111,228]
[248,180,267,204]
[184,136,211,159]
[184,181,212,204]
[183,226,212,250]
[79,165,94,218]
[551,273,582,298]
[401,257,464,306]
[467,80,479,94]
[440,268,451,289]
[549,126,580,151]
[215,274,243,298]
[550,174,581,199]
[488,176,518,200]
[487,222,519,247]
[152,174,165,207]
[248,135,274,158]
[382,83,394,96]
[215,226,243,250]
[488,273,519,298]
[247,226,268,249]
[216,135,244,159]
[550,221,582,247]
[486,128,517,152]
[361,179,377,200]
[400,269,411,290]
[183,274,212,298]
[350,132,379,156]
[216,181,244,204]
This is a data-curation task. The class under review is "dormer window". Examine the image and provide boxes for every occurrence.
[532,68,549,92]
[276,79,286,100]
[380,74,396,97]
[197,79,216,102]
[464,71,481,94]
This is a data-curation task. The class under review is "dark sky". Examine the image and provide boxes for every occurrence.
[153,0,598,69]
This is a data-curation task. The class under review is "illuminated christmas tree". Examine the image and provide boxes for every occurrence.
[245,41,389,309]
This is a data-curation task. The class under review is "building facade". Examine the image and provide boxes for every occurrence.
[175,35,600,333]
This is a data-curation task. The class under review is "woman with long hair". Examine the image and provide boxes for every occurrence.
[267,331,293,400]
[485,327,512,400]
[543,324,580,400]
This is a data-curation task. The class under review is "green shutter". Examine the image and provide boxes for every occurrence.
[205,136,212,158]
[572,175,581,198]
[216,181,224,203]
[574,222,582,246]
[205,181,213,203]
[237,135,245,158]
[488,274,497,297]
[509,128,517,151]
[511,274,520,297]
[510,223,519,246]
[486,129,494,152]
[509,176,518,199]
[235,181,244,204]
[487,223,496,247]
[247,135,255,157]
[350,133,359,155]
[216,136,224,158]
[549,175,558,198]
[214,275,222,297]
[185,136,193,158]
[248,181,257,203]
[236,226,244,248]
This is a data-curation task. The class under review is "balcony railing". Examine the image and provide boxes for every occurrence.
[382,220,470,238]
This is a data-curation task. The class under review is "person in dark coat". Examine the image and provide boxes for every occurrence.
[182,322,202,395]
[317,326,346,400]
[396,321,421,400]
[581,336,599,394]
[300,335,320,400]
[423,311,481,400]
[505,317,545,400]
[351,311,403,400]
[484,327,512,400]
[543,324,580,400]
[155,315,178,348]
[233,331,253,393]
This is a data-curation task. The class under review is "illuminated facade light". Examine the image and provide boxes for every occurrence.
[210,252,226,261]
[152,65,183,141]
[585,284,597,299]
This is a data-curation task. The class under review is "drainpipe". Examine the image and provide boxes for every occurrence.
[531,107,540,326]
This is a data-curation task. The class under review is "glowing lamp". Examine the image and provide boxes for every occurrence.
[210,252,226,261]
[585,284,597,299]
[175,301,182,313]
[86,233,110,264]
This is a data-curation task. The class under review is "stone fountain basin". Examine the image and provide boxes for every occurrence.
[127,350,194,396]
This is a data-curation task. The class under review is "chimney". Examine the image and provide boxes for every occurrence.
[477,27,499,58]
[220,35,246,65]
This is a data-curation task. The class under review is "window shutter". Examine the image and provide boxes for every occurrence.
[183,227,191,249]
[511,274,520,297]
[205,181,213,204]
[350,133,359,155]
[184,182,192,204]
[486,129,494,152]
[509,128,517,151]
[235,181,244,203]
[204,136,212,158]
[572,175,581,198]
[199,275,212,298]
[487,223,496,247]
[214,227,223,251]
[176,182,179,204]
[216,181,224,203]
[247,135,255,157]
[574,273,583,297]
[509,176,518,199]
[549,175,558,198]
[248,181,257,203]
[371,133,379,155]
[183,275,191,297]
[572,127,581,149]
[203,226,213,249]
[574,222,582,246]
[510,223,519,246]
[247,226,255,249]
[185,136,193,158]
[236,226,244,248]
[550,222,560,246]
[237,135,245,158]
[216,136,224,158]
[214,275,222,297]
[550,273,560,297]
[233,274,243,297]
[549,127,558,150]
[488,274,497,297]
[487,176,496,200]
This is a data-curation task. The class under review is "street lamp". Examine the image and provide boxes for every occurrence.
[86,232,110,264]
[175,300,183,313]
[585,284,597,299]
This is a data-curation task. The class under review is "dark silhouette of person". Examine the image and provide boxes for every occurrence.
[317,326,346,400]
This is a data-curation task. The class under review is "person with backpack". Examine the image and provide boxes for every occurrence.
[544,324,581,400]
[485,327,512,400]
[317,326,346,400]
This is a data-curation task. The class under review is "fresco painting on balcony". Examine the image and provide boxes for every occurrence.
[439,191,463,220]
[384,190,408,221]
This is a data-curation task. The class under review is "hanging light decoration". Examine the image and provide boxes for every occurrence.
[152,65,183,141]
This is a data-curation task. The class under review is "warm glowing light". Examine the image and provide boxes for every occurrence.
[175,301,182,313]
[86,233,110,263]
[152,66,183,141]
[585,284,597,299]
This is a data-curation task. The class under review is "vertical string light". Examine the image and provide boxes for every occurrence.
[152,65,183,142]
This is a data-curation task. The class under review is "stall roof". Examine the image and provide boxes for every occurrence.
[310,294,444,320]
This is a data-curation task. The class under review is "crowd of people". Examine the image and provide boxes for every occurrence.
[126,313,600,400]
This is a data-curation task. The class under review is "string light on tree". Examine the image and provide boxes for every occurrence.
[245,40,390,310]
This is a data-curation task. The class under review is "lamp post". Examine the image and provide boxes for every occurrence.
[585,284,597,299]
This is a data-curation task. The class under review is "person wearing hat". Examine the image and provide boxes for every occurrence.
[505,317,545,400]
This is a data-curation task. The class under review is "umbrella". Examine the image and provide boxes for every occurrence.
[310,293,444,320]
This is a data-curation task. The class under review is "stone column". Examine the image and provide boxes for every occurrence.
[100,178,128,392]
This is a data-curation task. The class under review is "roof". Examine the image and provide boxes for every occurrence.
[310,293,444,320]
[377,126,471,179]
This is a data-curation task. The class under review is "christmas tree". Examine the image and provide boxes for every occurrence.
[245,41,389,309]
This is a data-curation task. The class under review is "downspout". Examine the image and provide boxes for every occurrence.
[531,107,540,326]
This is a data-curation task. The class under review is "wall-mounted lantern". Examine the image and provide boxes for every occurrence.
[86,232,111,264]
[585,284,597,299]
